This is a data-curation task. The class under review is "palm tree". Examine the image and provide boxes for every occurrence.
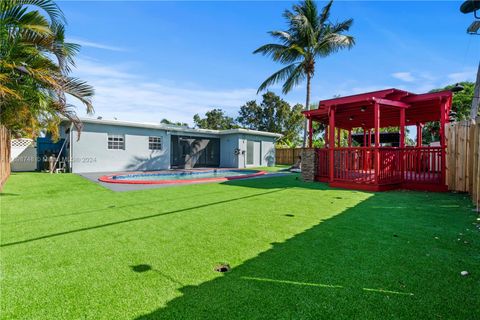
[0,0,94,139]
[254,0,355,147]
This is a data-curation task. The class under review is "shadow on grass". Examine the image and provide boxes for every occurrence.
[131,264,184,287]
[221,174,331,190]
[1,188,288,248]
[134,192,476,319]
[0,193,19,197]
[1,175,326,226]
[0,189,234,226]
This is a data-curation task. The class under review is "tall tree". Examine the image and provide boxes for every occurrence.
[193,109,237,130]
[237,92,304,145]
[431,82,476,120]
[423,81,475,144]
[253,0,354,147]
[0,0,94,139]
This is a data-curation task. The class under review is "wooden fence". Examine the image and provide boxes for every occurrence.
[445,118,480,207]
[276,148,303,165]
[0,125,11,190]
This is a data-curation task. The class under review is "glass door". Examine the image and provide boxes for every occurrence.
[246,141,254,165]
[246,140,261,166]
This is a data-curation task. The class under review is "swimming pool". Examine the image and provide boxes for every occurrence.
[98,169,267,184]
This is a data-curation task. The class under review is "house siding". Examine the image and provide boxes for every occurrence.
[237,135,276,167]
[67,121,278,173]
[70,123,170,173]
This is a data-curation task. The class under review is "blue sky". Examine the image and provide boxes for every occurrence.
[61,1,479,125]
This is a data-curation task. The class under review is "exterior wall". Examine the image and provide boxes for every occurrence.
[237,134,276,168]
[68,122,278,173]
[261,139,276,166]
[220,134,240,168]
[70,123,170,173]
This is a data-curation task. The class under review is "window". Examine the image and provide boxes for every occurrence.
[108,134,125,150]
[149,136,162,150]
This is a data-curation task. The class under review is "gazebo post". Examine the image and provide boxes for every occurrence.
[374,102,381,183]
[362,127,367,171]
[348,130,352,147]
[325,125,329,147]
[329,107,335,182]
[308,117,313,148]
[416,123,423,147]
[400,108,406,181]
[368,129,372,147]
[439,100,447,186]
[400,109,406,148]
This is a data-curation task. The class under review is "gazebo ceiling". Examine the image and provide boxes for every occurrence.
[303,88,452,130]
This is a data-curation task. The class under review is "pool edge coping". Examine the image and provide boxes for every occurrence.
[98,169,268,185]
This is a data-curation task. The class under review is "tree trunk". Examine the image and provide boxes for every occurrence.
[470,62,480,120]
[302,73,312,147]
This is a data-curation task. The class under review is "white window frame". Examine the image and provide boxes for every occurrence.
[107,134,125,150]
[148,136,162,150]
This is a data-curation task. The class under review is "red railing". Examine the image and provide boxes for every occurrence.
[315,148,329,178]
[377,148,403,184]
[333,147,376,183]
[315,146,443,186]
[403,147,442,184]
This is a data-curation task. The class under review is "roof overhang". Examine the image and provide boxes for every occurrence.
[303,89,452,130]
[60,118,283,138]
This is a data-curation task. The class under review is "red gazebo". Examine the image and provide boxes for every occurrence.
[303,88,452,191]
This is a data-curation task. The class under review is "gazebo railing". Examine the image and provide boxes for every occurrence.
[333,147,376,183]
[315,146,443,186]
[316,148,329,179]
[378,148,403,184]
[403,147,443,184]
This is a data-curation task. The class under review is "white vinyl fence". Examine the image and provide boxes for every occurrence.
[10,138,37,172]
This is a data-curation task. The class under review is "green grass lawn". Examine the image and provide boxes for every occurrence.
[1,172,479,319]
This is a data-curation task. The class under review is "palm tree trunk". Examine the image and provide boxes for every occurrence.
[302,73,311,147]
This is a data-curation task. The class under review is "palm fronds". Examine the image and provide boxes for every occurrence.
[0,0,93,140]
[254,0,355,146]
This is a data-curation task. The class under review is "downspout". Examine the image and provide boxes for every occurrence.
[69,123,73,172]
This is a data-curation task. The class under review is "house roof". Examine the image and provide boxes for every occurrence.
[62,117,283,138]
[303,88,452,130]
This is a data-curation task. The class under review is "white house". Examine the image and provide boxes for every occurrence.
[57,118,281,173]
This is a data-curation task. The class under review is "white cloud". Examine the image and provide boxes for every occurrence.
[447,69,477,83]
[68,38,127,52]
[69,57,258,125]
[392,72,415,82]
[74,58,134,79]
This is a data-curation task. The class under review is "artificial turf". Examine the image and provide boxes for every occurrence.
[0,172,479,319]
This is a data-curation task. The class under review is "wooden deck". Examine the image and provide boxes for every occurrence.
[314,147,447,192]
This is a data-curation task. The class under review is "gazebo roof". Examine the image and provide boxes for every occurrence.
[303,88,452,130]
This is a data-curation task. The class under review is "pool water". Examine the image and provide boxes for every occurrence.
[99,169,267,184]
[113,170,260,181]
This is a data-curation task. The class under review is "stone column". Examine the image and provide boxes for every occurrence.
[301,148,317,182]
